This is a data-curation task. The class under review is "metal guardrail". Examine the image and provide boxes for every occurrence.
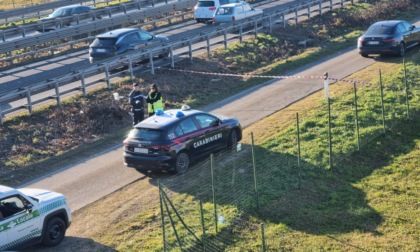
[0,0,282,62]
[0,0,162,23]
[0,0,99,24]
[1,10,194,68]
[0,0,175,41]
[0,0,353,124]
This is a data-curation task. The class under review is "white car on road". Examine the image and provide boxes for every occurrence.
[213,1,263,24]
[194,0,237,23]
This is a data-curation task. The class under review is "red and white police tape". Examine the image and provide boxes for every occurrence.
[158,67,375,85]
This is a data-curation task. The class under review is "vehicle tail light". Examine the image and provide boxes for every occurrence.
[151,146,170,151]
[209,7,216,10]
[123,140,130,146]
[382,38,396,45]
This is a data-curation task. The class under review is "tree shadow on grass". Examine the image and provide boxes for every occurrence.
[147,116,418,248]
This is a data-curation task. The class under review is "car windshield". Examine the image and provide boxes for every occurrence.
[366,25,394,35]
[128,128,164,141]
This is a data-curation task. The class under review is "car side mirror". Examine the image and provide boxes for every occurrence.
[210,119,221,127]
[25,204,33,213]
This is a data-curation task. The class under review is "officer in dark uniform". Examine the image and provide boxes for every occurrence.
[129,83,145,125]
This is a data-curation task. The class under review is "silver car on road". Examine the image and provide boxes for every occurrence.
[212,1,263,24]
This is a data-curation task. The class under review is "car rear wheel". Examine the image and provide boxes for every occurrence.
[228,130,238,147]
[361,53,369,58]
[397,43,405,57]
[175,152,190,174]
[42,217,66,247]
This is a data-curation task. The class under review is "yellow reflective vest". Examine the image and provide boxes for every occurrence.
[148,92,163,113]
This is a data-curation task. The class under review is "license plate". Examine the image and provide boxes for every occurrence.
[95,49,106,52]
[134,147,148,154]
[368,41,379,45]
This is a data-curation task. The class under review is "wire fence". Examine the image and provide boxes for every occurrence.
[157,60,419,251]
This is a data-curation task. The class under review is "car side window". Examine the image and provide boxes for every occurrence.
[243,4,252,12]
[401,22,411,31]
[219,7,233,15]
[0,195,28,219]
[174,125,183,137]
[194,114,217,129]
[124,32,141,43]
[139,31,153,41]
[396,23,406,33]
[73,7,82,14]
[236,6,244,14]
[63,8,72,16]
[179,118,198,134]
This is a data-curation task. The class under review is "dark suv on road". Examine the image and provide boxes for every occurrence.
[89,28,169,63]
[123,105,242,174]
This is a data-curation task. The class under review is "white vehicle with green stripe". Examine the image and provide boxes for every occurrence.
[0,185,71,250]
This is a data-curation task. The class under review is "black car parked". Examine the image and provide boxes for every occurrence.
[89,28,169,63]
[357,20,420,57]
[123,105,242,174]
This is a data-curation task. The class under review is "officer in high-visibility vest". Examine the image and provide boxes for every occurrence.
[146,84,163,116]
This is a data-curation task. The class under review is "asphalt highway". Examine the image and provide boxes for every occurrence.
[0,0,299,94]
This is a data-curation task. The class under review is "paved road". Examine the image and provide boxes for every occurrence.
[23,45,376,211]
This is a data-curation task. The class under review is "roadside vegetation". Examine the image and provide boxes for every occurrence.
[0,0,419,251]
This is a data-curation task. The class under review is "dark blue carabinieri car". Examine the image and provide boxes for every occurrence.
[123,105,242,174]
[357,20,420,57]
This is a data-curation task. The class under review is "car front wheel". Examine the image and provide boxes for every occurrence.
[42,217,66,247]
[228,130,238,147]
[175,152,190,174]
